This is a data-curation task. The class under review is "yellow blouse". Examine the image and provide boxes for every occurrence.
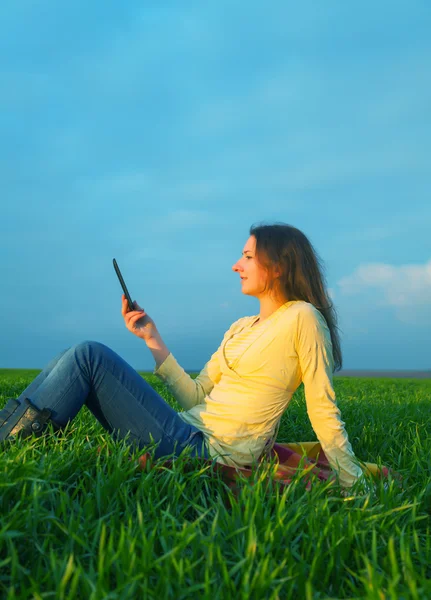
[153,300,363,488]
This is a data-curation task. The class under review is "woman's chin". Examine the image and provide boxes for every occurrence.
[241,281,254,295]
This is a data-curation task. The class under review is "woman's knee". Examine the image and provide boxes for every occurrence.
[71,340,111,362]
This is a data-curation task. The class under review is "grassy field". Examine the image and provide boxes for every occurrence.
[0,369,430,599]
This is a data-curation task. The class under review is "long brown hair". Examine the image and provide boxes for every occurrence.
[250,222,343,371]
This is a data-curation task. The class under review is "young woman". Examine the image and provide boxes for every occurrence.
[0,223,363,489]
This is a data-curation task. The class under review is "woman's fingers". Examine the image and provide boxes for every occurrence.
[129,310,145,322]
[122,295,145,315]
[125,305,146,328]
[121,295,129,315]
[127,310,145,323]
[121,294,157,341]
[129,312,146,330]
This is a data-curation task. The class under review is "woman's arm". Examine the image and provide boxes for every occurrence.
[152,347,221,411]
[146,332,170,369]
[149,322,238,411]
[295,305,363,489]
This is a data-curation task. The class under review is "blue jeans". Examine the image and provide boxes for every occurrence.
[17,341,209,460]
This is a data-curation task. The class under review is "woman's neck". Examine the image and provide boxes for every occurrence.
[255,295,290,324]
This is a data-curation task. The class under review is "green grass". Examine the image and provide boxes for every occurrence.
[0,370,430,599]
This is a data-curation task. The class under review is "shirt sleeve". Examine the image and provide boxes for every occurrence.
[152,319,243,411]
[295,305,363,488]
[153,348,222,411]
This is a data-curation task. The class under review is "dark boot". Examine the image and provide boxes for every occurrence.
[0,397,61,443]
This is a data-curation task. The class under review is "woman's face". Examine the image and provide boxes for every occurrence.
[232,235,272,298]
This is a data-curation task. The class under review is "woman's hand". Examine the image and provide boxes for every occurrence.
[121,294,159,342]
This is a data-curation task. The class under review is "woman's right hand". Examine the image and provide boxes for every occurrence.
[121,294,159,342]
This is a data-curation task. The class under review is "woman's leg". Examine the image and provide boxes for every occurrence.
[17,348,70,399]
[16,340,209,460]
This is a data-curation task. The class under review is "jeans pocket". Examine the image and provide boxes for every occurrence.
[183,428,209,458]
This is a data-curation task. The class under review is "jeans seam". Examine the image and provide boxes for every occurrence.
[41,371,82,422]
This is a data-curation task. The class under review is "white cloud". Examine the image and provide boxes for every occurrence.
[337,259,431,323]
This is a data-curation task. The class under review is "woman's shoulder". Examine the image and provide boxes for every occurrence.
[283,301,328,330]
[284,300,316,318]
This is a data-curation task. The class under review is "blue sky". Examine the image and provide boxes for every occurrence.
[1,1,430,371]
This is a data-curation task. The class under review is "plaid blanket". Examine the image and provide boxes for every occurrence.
[137,441,394,498]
